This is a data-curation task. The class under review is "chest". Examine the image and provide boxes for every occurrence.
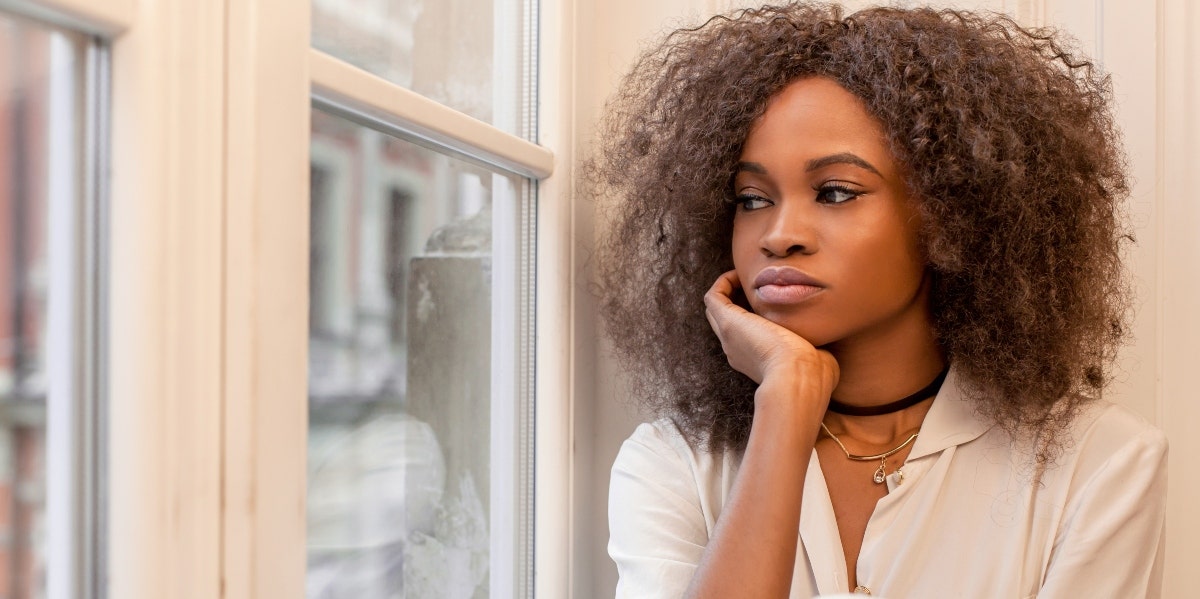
[785,444,1060,598]
[814,439,909,588]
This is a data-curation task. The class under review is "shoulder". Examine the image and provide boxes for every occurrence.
[609,418,742,533]
[611,418,738,487]
[1061,399,1168,477]
[1034,400,1169,595]
[957,398,1167,513]
[1034,399,1169,517]
[620,419,694,460]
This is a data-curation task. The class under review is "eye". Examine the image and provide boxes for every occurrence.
[814,183,861,205]
[735,193,773,211]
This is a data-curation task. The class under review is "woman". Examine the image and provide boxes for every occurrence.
[592,3,1168,597]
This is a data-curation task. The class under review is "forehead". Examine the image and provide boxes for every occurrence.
[740,77,896,174]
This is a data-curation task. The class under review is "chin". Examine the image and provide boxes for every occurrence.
[756,309,841,348]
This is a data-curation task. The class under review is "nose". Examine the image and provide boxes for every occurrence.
[759,199,817,258]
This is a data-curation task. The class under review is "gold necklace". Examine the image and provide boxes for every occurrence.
[820,422,919,485]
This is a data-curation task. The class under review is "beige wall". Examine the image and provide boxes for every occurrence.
[569,1,1200,596]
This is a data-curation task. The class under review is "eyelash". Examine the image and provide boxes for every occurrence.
[734,183,862,210]
[815,184,861,205]
[734,193,772,211]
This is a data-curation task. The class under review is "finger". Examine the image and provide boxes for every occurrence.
[723,269,744,291]
[704,307,721,337]
[704,270,744,313]
[707,269,741,298]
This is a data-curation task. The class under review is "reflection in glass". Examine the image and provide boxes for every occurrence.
[308,109,531,598]
[311,0,536,139]
[0,11,88,598]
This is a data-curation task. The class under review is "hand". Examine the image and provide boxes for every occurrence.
[703,270,839,391]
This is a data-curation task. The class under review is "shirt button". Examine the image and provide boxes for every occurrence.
[853,585,872,595]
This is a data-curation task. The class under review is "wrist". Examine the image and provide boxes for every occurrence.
[753,375,829,426]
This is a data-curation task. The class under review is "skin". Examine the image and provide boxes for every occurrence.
[693,77,947,596]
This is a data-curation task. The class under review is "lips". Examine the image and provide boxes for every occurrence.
[753,267,825,304]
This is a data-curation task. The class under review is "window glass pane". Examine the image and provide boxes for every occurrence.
[308,109,534,598]
[311,0,536,140]
[0,11,90,599]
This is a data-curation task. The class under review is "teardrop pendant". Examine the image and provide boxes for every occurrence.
[873,462,886,484]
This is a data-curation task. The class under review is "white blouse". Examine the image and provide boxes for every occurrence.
[608,369,1168,598]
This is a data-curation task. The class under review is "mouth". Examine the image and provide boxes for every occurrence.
[753,267,826,304]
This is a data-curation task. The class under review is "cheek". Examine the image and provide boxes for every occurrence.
[729,223,764,309]
[837,213,925,291]
[864,224,926,290]
[730,220,756,271]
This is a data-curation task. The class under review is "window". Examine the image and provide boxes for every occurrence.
[312,0,536,138]
[2,0,571,596]
[307,108,535,598]
[0,9,105,599]
[307,1,541,596]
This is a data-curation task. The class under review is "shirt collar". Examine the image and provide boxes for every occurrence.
[906,364,993,461]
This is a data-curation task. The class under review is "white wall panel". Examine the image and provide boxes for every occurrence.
[1157,1,1200,596]
[1045,0,1099,58]
[573,2,714,595]
[1093,0,1160,423]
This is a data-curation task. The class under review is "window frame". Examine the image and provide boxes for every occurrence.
[0,0,131,36]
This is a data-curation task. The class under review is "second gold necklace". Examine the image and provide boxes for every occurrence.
[820,422,919,484]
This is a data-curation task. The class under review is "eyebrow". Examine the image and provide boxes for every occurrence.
[736,152,882,177]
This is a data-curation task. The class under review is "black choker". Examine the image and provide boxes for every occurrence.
[827,366,950,417]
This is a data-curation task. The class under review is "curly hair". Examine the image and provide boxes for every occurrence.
[589,2,1132,459]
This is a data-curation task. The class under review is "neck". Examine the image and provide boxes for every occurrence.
[822,298,945,444]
